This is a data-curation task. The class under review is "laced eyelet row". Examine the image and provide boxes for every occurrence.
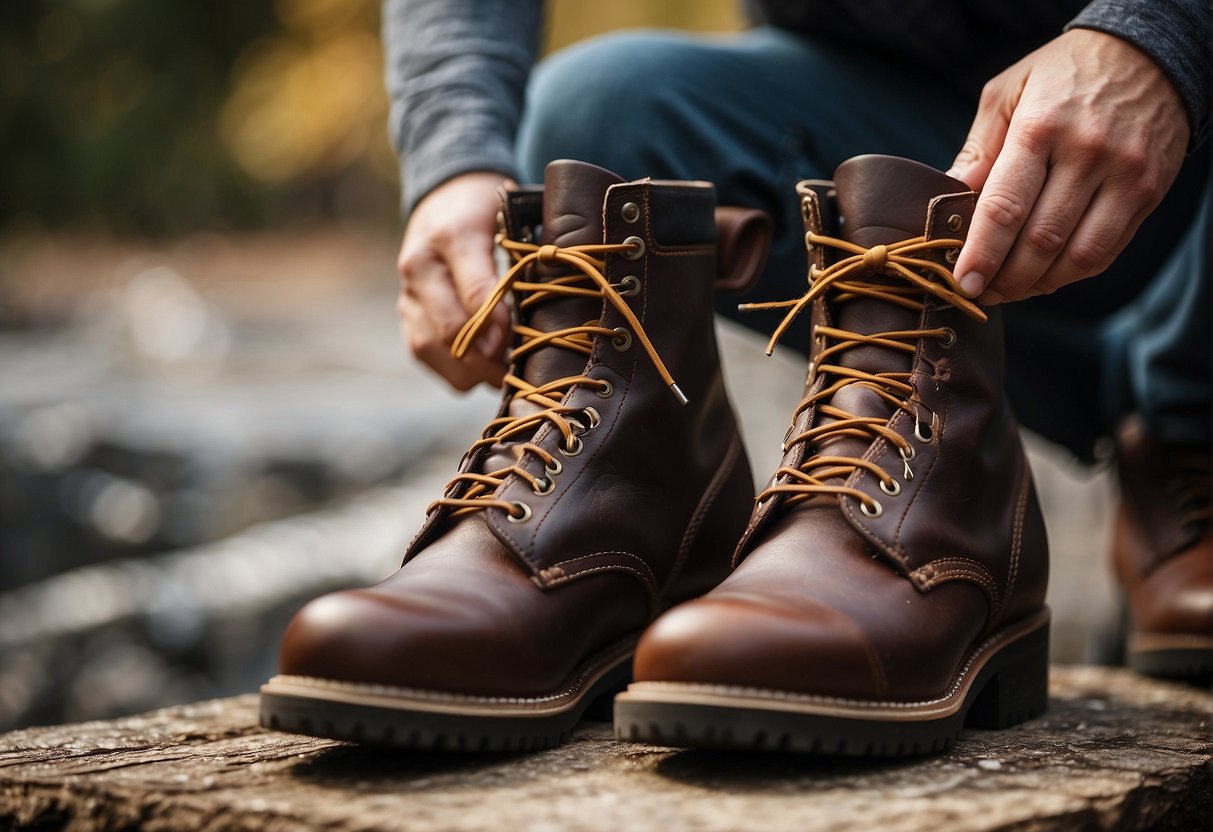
[436,233,679,525]
[739,232,985,521]
[511,405,604,521]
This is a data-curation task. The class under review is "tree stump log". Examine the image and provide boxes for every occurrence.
[1,665,1209,831]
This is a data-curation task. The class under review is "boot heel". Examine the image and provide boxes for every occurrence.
[965,620,1050,729]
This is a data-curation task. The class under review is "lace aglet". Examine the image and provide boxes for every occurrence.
[669,382,689,406]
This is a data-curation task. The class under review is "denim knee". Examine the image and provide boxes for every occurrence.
[517,31,710,182]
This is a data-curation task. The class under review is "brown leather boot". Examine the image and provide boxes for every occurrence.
[616,155,1051,756]
[259,160,769,750]
[1114,415,1212,682]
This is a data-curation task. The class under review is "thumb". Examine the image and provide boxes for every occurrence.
[947,81,1015,191]
[447,233,508,358]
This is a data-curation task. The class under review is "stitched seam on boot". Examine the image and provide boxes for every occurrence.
[886,334,952,558]
[842,320,951,571]
[1004,461,1031,620]
[808,599,889,698]
[510,190,647,567]
[911,560,1000,608]
[664,429,743,603]
[538,550,659,610]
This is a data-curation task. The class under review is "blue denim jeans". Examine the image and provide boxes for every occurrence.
[517,27,1211,457]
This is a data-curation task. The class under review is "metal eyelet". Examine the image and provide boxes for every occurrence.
[611,327,632,351]
[581,406,600,430]
[914,417,934,444]
[622,236,645,260]
[899,443,917,480]
[860,499,883,518]
[507,501,532,523]
[532,476,554,495]
[940,327,957,349]
[595,380,613,398]
[947,213,963,232]
[561,435,584,457]
[620,202,641,223]
[804,231,815,250]
[801,199,813,223]
[945,248,959,264]
[879,478,901,496]
[544,458,563,477]
[617,275,641,297]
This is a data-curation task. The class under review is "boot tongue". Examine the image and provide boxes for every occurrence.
[834,155,967,247]
[810,156,967,482]
[512,160,625,411]
[539,159,623,248]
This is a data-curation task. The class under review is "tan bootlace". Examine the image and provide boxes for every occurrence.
[429,234,685,521]
[741,233,986,514]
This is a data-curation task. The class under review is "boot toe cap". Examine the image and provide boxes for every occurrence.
[633,594,887,699]
[277,589,420,685]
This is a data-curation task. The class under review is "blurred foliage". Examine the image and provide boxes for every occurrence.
[3,1,278,236]
[0,0,740,239]
[1,0,394,237]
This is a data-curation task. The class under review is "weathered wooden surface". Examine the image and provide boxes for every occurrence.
[1,666,1209,832]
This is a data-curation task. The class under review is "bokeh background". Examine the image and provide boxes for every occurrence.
[0,0,1118,733]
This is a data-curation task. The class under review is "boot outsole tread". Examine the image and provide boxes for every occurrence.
[1128,647,1213,685]
[259,660,630,751]
[614,617,1049,757]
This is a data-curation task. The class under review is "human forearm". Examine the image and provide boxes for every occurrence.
[383,0,543,220]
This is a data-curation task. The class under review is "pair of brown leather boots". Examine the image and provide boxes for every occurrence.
[259,155,1205,757]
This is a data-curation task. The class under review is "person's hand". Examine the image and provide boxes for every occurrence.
[947,29,1189,305]
[396,172,513,390]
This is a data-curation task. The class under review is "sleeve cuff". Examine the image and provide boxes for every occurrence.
[400,136,519,223]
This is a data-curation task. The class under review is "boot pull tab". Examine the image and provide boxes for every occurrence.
[714,207,772,294]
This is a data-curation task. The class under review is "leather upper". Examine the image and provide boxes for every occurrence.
[1114,415,1212,637]
[635,155,1050,701]
[278,161,760,697]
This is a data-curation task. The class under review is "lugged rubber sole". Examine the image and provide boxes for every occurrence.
[1127,632,1213,684]
[260,645,632,751]
[613,610,1050,757]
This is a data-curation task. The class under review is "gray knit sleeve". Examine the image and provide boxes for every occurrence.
[383,0,544,221]
[1066,0,1211,149]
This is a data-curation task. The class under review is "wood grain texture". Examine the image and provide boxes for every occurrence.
[1,665,1209,832]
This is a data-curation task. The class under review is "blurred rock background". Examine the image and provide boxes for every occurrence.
[0,0,1117,734]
